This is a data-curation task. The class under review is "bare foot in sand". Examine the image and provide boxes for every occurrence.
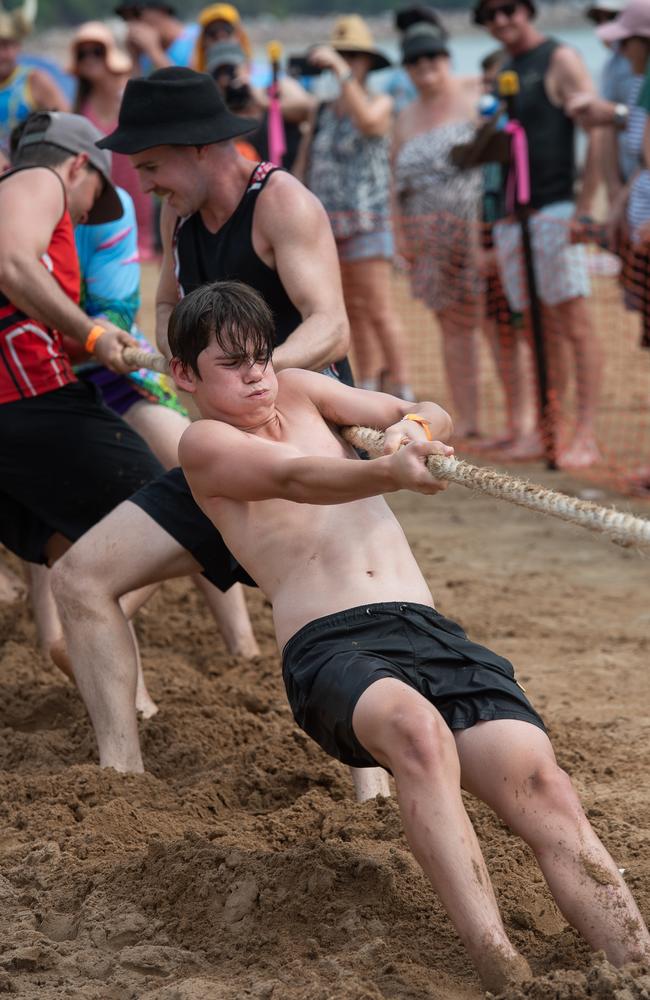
[475,944,532,994]
[558,433,602,470]
[499,432,545,461]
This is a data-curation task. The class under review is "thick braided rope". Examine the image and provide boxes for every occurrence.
[343,425,650,552]
[120,348,650,551]
[123,346,169,374]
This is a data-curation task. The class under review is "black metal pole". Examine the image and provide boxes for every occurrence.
[499,72,556,469]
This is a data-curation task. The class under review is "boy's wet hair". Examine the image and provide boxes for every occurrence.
[168,279,275,377]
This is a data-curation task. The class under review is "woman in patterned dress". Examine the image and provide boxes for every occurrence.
[393,23,484,438]
[304,16,413,398]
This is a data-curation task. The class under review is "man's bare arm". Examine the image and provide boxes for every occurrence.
[0,170,134,373]
[181,419,451,509]
[255,173,349,372]
[156,201,181,358]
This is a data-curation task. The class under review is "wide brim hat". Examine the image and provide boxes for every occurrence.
[97,66,258,154]
[401,22,450,62]
[473,0,536,25]
[329,15,391,72]
[67,21,133,76]
[0,0,37,41]
[597,0,650,41]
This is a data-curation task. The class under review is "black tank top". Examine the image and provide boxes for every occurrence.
[504,39,575,210]
[174,161,352,383]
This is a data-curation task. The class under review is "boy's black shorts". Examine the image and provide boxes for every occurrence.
[129,466,257,592]
[0,381,164,564]
[282,602,545,768]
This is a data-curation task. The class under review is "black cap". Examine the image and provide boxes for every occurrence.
[115,1,177,18]
[395,4,449,40]
[401,22,450,63]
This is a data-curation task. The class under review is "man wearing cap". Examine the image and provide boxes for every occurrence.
[0,111,164,640]
[0,0,68,167]
[115,0,199,75]
[49,68,390,802]
[473,0,604,468]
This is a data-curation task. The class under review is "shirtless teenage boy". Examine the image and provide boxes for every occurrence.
[173,280,649,994]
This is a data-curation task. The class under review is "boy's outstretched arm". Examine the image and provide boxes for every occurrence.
[283,369,453,450]
[180,419,453,509]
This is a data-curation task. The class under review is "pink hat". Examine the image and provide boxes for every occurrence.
[68,21,133,75]
[597,0,650,42]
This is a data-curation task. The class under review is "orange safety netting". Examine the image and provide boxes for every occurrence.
[330,209,650,498]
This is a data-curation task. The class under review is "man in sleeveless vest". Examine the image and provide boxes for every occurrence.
[0,1,69,168]
[50,70,389,799]
[474,0,603,469]
[0,112,165,603]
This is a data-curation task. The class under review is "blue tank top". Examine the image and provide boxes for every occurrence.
[0,65,33,157]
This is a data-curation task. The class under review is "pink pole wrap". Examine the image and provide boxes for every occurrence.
[505,120,530,212]
[267,81,286,167]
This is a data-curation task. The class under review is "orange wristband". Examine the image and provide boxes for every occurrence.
[85,325,106,354]
[404,413,433,441]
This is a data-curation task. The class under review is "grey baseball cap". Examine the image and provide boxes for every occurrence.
[17,111,122,224]
[205,41,247,75]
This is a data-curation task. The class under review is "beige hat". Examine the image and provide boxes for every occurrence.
[0,0,37,42]
[68,21,133,75]
[329,15,391,71]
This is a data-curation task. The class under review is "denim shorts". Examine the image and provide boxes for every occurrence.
[337,229,394,263]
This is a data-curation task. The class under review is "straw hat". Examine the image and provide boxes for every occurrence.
[0,0,37,42]
[329,15,391,71]
[67,22,132,75]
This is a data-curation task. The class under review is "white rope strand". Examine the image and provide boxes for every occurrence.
[342,425,650,552]
[119,347,650,552]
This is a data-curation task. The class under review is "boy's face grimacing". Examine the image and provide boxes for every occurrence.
[172,334,278,425]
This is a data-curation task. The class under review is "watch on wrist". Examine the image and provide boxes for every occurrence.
[339,68,353,85]
[613,103,629,129]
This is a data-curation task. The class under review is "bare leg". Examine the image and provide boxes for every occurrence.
[352,678,531,993]
[341,260,381,383]
[124,399,258,656]
[455,720,650,966]
[438,306,480,439]
[193,576,259,658]
[351,258,411,390]
[350,766,391,802]
[50,501,212,773]
[544,297,602,469]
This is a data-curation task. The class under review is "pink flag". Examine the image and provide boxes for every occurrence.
[267,80,286,167]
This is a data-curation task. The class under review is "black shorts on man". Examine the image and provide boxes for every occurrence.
[0,381,164,563]
[282,602,545,768]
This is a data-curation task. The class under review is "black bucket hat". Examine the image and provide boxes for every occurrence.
[97,66,258,154]
[401,22,450,63]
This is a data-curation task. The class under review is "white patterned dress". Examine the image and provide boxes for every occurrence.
[394,120,483,313]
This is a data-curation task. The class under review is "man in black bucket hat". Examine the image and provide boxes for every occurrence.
[51,67,390,801]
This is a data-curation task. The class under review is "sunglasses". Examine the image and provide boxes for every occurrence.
[404,52,445,66]
[588,9,618,23]
[479,2,519,24]
[204,21,234,40]
[77,45,106,61]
